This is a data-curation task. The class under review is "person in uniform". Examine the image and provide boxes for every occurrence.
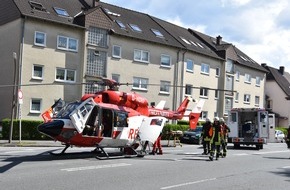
[209,117,222,161]
[220,118,230,157]
[202,118,212,155]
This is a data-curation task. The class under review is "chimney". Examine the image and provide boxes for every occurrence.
[279,66,285,75]
[261,63,267,67]
[92,0,100,7]
[216,35,222,45]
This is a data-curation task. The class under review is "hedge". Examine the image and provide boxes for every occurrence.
[1,119,50,140]
[0,119,197,140]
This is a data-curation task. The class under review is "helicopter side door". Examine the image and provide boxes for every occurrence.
[69,98,96,133]
[138,116,167,143]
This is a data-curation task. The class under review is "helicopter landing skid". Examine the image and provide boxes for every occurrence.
[49,144,70,156]
[95,146,145,160]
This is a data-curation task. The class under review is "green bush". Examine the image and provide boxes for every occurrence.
[276,127,288,135]
[1,119,50,140]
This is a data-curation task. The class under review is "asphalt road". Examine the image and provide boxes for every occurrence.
[0,143,290,190]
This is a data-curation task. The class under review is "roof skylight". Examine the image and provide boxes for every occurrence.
[129,24,142,32]
[180,36,191,45]
[151,29,164,38]
[104,8,121,17]
[54,7,69,17]
[29,1,47,12]
[116,20,126,29]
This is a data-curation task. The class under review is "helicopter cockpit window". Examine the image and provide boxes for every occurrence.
[114,111,128,127]
[54,101,81,119]
[150,118,163,126]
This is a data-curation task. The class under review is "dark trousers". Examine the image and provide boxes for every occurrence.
[210,143,220,158]
[203,140,210,154]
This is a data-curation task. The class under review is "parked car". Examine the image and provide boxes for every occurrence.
[180,126,203,144]
[275,130,285,143]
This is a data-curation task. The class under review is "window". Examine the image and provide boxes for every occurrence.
[88,27,107,47]
[30,98,41,113]
[34,31,46,46]
[179,36,191,45]
[236,71,240,81]
[256,77,261,86]
[216,67,220,77]
[244,94,251,104]
[112,45,121,58]
[116,20,126,29]
[267,99,273,109]
[32,65,43,80]
[133,77,148,90]
[160,55,171,67]
[151,29,164,38]
[57,36,78,52]
[54,7,69,17]
[245,73,251,84]
[29,1,47,12]
[235,92,239,102]
[255,96,260,106]
[200,111,208,120]
[112,74,120,83]
[226,59,234,73]
[186,59,194,72]
[134,49,149,63]
[160,81,170,94]
[200,88,208,97]
[215,90,219,99]
[55,68,76,82]
[185,84,192,95]
[129,24,142,32]
[225,75,234,96]
[201,63,210,75]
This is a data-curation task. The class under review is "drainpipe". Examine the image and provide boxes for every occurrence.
[173,49,181,112]
[180,49,187,104]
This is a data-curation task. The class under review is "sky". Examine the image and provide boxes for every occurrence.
[102,0,290,71]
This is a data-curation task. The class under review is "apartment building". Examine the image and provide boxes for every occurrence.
[190,30,268,118]
[0,0,267,122]
[262,64,290,127]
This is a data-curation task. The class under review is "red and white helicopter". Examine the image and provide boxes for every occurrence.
[38,77,204,158]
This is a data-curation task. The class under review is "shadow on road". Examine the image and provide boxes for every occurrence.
[0,149,99,173]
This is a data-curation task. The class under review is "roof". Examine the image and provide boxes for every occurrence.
[11,0,87,28]
[151,17,223,60]
[98,2,183,49]
[189,28,267,73]
[262,64,290,100]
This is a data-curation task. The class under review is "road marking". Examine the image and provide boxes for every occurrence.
[281,166,290,169]
[233,153,249,156]
[253,150,290,155]
[61,163,131,172]
[160,178,216,189]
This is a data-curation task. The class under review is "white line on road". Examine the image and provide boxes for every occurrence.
[281,166,290,169]
[160,178,216,189]
[61,163,131,172]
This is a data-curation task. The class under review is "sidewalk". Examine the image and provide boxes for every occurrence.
[0,140,63,147]
[0,139,180,147]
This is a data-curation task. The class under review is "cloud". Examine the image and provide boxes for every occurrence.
[102,0,290,70]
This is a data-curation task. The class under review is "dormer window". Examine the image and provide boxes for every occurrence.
[129,24,142,32]
[54,7,69,17]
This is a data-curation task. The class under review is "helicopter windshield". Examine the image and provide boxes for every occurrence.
[54,101,82,119]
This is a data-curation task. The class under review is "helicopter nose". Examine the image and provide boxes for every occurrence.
[37,120,64,137]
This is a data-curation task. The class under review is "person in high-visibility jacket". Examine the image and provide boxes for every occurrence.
[220,118,230,158]
[202,118,212,155]
[209,117,222,161]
